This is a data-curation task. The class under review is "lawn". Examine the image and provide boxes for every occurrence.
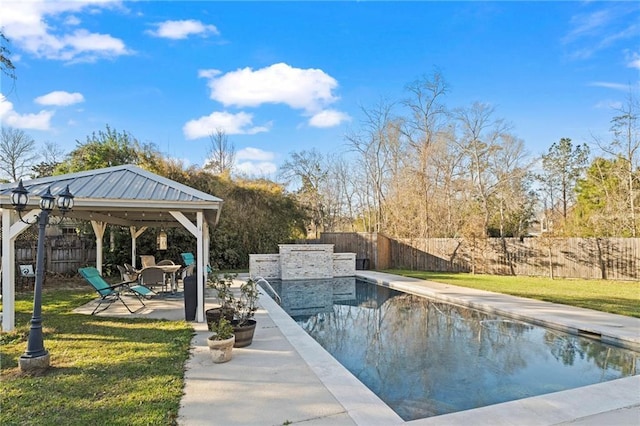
[0,289,194,426]
[384,269,640,318]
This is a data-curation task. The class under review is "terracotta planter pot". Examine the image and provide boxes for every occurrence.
[207,334,235,363]
[232,319,257,348]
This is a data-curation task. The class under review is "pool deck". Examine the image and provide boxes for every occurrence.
[75,271,640,425]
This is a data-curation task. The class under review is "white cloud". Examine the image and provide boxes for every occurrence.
[35,91,84,106]
[0,1,131,62]
[235,160,278,177]
[0,94,54,130]
[61,29,128,61]
[594,100,623,110]
[237,147,275,161]
[234,148,277,177]
[64,15,81,26]
[626,51,640,70]
[308,109,350,128]
[183,111,270,139]
[563,5,640,60]
[563,9,612,44]
[203,63,339,113]
[198,68,221,79]
[589,81,635,91]
[146,19,219,40]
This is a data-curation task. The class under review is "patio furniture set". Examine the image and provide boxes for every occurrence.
[80,253,200,315]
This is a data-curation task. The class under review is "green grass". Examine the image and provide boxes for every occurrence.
[384,270,640,318]
[0,289,194,426]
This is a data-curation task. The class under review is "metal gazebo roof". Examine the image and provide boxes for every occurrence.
[0,164,223,227]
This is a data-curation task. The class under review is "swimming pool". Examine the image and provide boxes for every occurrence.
[265,277,640,421]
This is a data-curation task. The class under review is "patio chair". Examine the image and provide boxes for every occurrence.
[181,252,195,266]
[157,259,174,266]
[124,263,140,281]
[181,252,212,273]
[116,265,138,284]
[139,266,167,293]
[78,267,155,315]
[18,264,36,290]
[140,255,156,268]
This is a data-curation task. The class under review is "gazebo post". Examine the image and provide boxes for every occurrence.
[196,211,205,323]
[2,208,16,332]
[169,210,209,323]
[203,220,210,278]
[2,208,39,332]
[91,221,107,274]
[129,226,147,268]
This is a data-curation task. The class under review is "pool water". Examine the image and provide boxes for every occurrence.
[265,278,640,421]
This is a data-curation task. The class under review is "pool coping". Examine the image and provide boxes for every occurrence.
[260,271,640,425]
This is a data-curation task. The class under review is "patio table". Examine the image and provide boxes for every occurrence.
[157,264,182,293]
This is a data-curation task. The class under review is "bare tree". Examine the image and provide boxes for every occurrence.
[330,150,376,233]
[1,31,16,80]
[0,127,38,181]
[428,128,467,237]
[345,99,400,233]
[204,129,235,175]
[604,93,639,236]
[279,149,328,238]
[31,141,66,178]
[324,153,358,231]
[490,133,535,238]
[454,102,510,237]
[400,71,450,238]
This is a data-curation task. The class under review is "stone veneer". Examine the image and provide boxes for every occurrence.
[249,244,356,280]
[248,254,281,280]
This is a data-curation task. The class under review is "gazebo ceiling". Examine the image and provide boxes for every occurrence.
[0,164,223,227]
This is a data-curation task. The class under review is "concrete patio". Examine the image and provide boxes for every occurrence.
[74,271,640,425]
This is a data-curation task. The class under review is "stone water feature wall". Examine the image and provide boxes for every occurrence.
[249,244,356,280]
[248,254,281,280]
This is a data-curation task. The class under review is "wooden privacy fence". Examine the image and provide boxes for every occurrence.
[315,232,388,270]
[316,233,640,281]
[14,235,96,275]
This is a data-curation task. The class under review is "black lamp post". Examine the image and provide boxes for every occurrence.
[11,179,74,372]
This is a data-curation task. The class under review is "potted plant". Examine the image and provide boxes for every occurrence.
[231,278,259,348]
[206,273,236,329]
[207,317,235,363]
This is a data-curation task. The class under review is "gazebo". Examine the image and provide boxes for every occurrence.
[0,164,223,331]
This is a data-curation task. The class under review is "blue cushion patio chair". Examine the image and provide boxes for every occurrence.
[181,252,212,273]
[181,252,195,266]
[78,267,155,315]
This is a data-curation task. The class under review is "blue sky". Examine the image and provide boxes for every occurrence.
[1,1,638,177]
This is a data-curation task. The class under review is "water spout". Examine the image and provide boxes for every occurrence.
[253,276,282,305]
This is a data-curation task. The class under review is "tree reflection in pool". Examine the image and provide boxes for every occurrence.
[265,278,640,421]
